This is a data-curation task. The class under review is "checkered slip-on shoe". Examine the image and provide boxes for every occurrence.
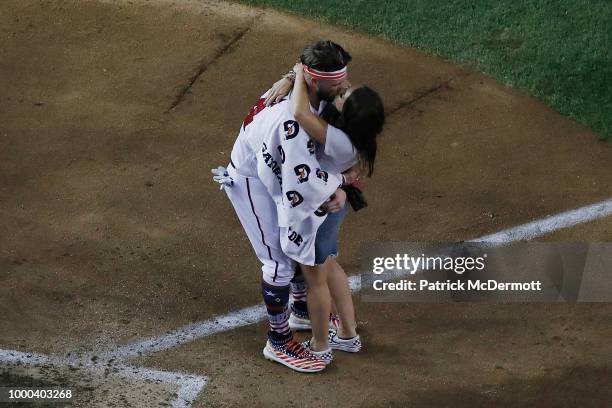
[301,339,333,365]
[328,330,362,353]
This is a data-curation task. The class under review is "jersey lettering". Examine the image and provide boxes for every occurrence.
[284,120,300,140]
[287,228,304,247]
[294,164,311,183]
[286,191,304,207]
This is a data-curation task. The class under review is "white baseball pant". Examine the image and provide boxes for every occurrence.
[224,165,297,286]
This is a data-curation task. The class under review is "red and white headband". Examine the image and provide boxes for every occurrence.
[303,65,348,81]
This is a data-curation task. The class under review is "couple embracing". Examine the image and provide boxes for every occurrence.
[212,40,385,373]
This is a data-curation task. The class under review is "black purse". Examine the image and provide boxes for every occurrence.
[342,184,368,211]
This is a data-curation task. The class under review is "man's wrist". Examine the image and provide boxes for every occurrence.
[282,69,296,82]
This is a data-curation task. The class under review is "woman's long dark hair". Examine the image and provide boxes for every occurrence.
[336,86,385,177]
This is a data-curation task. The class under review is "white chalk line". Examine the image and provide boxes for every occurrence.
[0,349,50,366]
[115,364,208,408]
[471,198,612,243]
[103,304,266,360]
[104,197,612,355]
[2,197,612,406]
[0,349,207,408]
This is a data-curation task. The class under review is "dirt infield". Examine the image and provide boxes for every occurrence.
[1,0,611,406]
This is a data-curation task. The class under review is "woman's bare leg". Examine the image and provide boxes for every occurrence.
[326,257,357,338]
[300,264,330,351]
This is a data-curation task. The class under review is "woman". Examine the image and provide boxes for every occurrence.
[287,63,385,359]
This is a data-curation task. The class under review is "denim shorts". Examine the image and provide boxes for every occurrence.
[314,202,349,265]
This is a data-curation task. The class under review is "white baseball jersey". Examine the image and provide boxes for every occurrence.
[230,91,327,175]
[227,93,343,268]
[246,102,342,265]
[319,124,358,174]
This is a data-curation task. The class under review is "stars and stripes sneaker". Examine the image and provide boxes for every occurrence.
[301,339,333,365]
[328,330,362,353]
[262,339,326,373]
[288,312,341,331]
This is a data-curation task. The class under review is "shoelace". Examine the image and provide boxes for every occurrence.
[286,340,321,360]
[284,340,307,358]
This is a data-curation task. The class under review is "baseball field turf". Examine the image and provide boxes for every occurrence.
[240,0,612,142]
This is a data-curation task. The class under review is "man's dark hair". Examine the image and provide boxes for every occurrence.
[299,40,352,71]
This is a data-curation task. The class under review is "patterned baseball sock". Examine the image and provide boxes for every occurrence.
[290,272,309,318]
[261,280,292,345]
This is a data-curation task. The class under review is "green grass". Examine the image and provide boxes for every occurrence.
[238,0,612,142]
